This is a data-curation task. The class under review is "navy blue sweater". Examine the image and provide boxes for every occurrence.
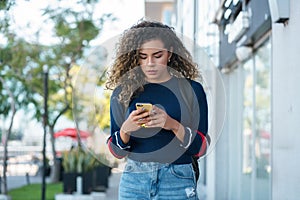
[107,77,209,164]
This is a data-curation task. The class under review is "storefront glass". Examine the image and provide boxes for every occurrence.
[241,39,271,200]
[254,39,271,200]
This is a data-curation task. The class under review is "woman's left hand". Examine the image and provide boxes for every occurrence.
[145,105,178,130]
[145,105,184,142]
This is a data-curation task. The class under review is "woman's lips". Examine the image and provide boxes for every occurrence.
[146,70,158,75]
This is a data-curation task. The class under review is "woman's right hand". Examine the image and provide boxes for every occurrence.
[120,108,151,143]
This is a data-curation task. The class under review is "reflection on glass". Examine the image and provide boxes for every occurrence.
[242,58,254,175]
[254,41,271,179]
[241,39,271,200]
[254,41,271,200]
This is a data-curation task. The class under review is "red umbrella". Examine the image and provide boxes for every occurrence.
[54,128,90,139]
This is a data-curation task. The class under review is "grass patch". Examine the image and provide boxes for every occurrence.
[8,182,62,200]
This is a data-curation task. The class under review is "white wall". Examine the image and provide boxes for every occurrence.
[271,0,300,199]
[176,0,195,39]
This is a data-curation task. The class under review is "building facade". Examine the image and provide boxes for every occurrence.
[145,0,175,26]
[174,0,300,200]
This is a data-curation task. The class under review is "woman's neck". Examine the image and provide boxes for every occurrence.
[145,74,172,84]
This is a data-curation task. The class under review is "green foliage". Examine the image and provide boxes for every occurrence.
[62,146,103,173]
[78,19,99,41]
[95,90,111,129]
[0,0,115,124]
[0,0,14,11]
[0,2,115,176]
[55,19,72,37]
[0,0,115,190]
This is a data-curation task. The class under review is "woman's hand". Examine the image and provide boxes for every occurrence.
[120,108,151,134]
[120,108,151,144]
[144,105,178,130]
[144,105,185,143]
[121,105,185,143]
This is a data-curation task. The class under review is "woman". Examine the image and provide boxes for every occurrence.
[106,20,209,200]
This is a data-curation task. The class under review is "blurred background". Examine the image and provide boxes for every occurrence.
[1,0,299,200]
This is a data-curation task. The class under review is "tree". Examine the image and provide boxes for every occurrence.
[0,36,43,195]
[0,1,43,194]
[38,1,115,182]
[1,0,115,185]
[0,76,16,195]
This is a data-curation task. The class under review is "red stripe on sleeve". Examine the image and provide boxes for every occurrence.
[107,137,124,159]
[195,131,208,158]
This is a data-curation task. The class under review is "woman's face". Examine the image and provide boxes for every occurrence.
[138,39,172,83]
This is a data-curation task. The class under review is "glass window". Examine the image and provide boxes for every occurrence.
[241,38,271,200]
[254,40,271,200]
[242,58,254,174]
[241,57,254,200]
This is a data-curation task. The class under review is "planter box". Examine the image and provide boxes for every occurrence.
[62,166,110,194]
[93,165,110,190]
[63,172,77,194]
[82,171,93,194]
[62,171,93,194]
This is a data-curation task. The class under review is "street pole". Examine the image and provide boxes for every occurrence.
[42,65,48,200]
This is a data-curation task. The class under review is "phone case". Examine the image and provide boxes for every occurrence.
[135,103,152,111]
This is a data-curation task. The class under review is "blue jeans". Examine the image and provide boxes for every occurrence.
[119,159,198,200]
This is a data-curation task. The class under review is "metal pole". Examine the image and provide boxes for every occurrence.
[42,65,48,200]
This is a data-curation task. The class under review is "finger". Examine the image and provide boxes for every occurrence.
[133,116,145,123]
[140,111,151,118]
[152,105,163,112]
[151,106,158,114]
[150,108,157,115]
[145,118,160,127]
[143,115,155,122]
[152,105,158,110]
[149,112,163,121]
[133,108,146,115]
[132,111,150,122]
[137,118,146,124]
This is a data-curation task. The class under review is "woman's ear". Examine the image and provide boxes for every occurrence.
[168,47,173,61]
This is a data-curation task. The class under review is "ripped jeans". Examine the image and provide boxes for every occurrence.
[119,159,198,200]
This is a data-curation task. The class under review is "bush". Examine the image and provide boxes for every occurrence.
[61,146,100,173]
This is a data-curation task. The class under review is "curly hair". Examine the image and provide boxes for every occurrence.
[105,20,201,106]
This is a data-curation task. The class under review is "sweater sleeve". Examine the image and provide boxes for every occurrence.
[106,88,132,159]
[180,81,210,157]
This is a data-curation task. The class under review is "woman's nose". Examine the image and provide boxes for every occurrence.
[147,57,154,66]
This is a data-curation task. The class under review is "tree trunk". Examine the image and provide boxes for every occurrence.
[49,125,60,183]
[48,104,70,183]
[0,77,16,195]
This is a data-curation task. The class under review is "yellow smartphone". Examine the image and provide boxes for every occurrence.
[135,103,153,112]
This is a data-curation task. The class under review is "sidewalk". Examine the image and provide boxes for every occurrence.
[55,170,121,200]
[97,170,120,200]
[7,170,207,200]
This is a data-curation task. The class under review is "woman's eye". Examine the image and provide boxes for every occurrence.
[154,55,162,58]
[139,55,147,60]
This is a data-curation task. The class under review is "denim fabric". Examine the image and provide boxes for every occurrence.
[119,159,198,200]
